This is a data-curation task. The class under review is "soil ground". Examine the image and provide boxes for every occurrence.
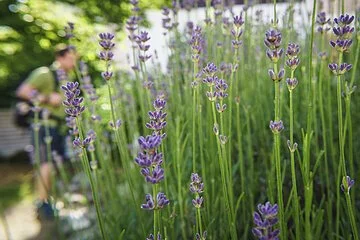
[0,163,48,240]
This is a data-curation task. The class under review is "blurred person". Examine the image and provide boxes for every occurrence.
[16,44,76,220]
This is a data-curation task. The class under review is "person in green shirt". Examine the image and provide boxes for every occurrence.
[16,44,76,220]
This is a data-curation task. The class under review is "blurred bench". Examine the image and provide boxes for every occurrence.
[0,109,31,158]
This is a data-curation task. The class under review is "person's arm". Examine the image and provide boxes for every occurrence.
[16,83,62,106]
[16,83,48,103]
[16,67,62,107]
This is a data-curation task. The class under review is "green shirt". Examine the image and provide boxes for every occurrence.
[25,63,66,126]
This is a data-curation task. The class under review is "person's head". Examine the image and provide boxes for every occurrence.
[54,44,76,72]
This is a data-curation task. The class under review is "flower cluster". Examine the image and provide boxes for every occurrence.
[231,14,244,49]
[62,82,85,118]
[285,43,300,90]
[73,129,96,150]
[264,29,283,63]
[212,0,223,19]
[341,175,355,194]
[129,0,139,13]
[190,173,204,208]
[329,14,354,54]
[202,63,228,112]
[189,26,204,63]
[141,192,170,210]
[252,202,280,240]
[162,7,172,33]
[316,12,330,33]
[98,32,115,81]
[328,63,352,76]
[136,31,152,62]
[146,96,167,137]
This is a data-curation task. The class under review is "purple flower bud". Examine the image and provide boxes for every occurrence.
[286,77,298,91]
[269,120,284,134]
[73,138,83,148]
[286,43,300,58]
[341,175,355,193]
[233,14,244,28]
[264,29,282,49]
[202,62,218,76]
[192,196,204,208]
[156,192,170,208]
[141,194,155,210]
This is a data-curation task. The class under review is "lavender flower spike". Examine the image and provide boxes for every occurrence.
[62,82,85,118]
[252,201,280,240]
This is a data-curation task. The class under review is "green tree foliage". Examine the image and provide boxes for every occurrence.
[0,0,168,108]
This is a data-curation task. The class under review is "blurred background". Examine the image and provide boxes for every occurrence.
[0,0,358,239]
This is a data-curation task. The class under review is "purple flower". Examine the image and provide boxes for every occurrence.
[146,233,162,240]
[62,82,85,118]
[190,173,204,193]
[214,78,228,100]
[141,194,155,210]
[189,26,204,62]
[269,120,284,134]
[316,12,330,25]
[286,78,298,91]
[101,71,113,81]
[329,39,353,52]
[190,173,205,209]
[141,192,169,210]
[156,192,170,208]
[266,49,283,62]
[264,29,282,49]
[138,134,162,151]
[99,33,115,50]
[109,119,122,130]
[286,43,300,58]
[286,58,300,70]
[192,196,204,208]
[202,62,218,76]
[252,202,280,240]
[146,97,167,134]
[233,14,244,28]
[143,165,164,184]
[268,68,285,82]
[341,176,355,193]
[334,14,355,26]
[328,62,352,75]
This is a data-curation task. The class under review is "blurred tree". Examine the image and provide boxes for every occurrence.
[0,0,168,108]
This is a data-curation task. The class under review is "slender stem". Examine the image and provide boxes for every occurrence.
[318,45,332,236]
[289,70,300,240]
[336,52,347,177]
[345,192,359,240]
[273,61,285,239]
[192,61,198,172]
[76,119,107,240]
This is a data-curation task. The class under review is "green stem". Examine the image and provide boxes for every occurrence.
[76,119,107,240]
[289,70,300,240]
[345,192,359,240]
